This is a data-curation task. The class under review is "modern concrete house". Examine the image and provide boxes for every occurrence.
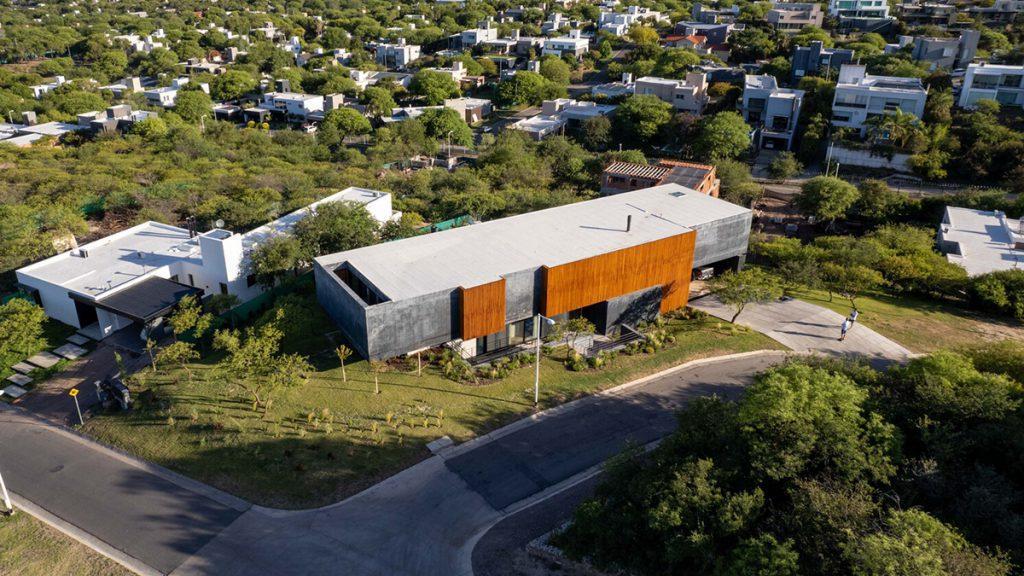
[792,41,855,82]
[909,31,979,70]
[16,188,399,342]
[634,73,709,114]
[831,65,928,135]
[742,75,805,151]
[767,2,824,33]
[314,183,751,361]
[828,0,890,19]
[958,63,1024,108]
[896,1,957,27]
[374,39,421,69]
[938,207,1024,276]
[600,160,721,197]
[966,0,1024,24]
[542,32,590,59]
[691,3,740,23]
[260,91,325,120]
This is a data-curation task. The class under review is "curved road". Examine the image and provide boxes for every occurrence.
[0,351,789,576]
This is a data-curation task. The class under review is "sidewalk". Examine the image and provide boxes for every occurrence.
[691,295,913,366]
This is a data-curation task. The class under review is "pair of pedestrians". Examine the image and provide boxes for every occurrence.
[839,308,859,341]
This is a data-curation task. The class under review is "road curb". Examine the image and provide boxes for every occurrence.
[437,349,793,461]
[9,492,163,576]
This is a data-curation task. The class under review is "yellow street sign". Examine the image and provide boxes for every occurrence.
[68,388,79,398]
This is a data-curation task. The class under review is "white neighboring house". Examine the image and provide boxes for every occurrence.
[16,188,401,341]
[830,64,927,135]
[112,29,166,54]
[375,39,421,69]
[261,91,325,120]
[827,0,890,19]
[938,207,1024,277]
[599,6,667,35]
[958,63,1024,109]
[508,99,617,140]
[461,23,498,46]
[425,61,467,83]
[542,31,590,59]
[349,70,414,90]
[31,76,68,99]
[144,77,207,108]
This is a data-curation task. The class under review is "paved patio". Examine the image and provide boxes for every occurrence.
[690,295,913,366]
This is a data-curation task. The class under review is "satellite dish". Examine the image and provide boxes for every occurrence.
[214,219,225,228]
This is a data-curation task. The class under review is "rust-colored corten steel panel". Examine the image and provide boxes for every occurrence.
[459,278,507,340]
[541,231,696,317]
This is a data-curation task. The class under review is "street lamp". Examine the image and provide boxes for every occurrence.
[533,313,557,407]
[0,463,12,515]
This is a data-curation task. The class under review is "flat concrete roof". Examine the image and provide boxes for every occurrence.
[17,221,198,298]
[942,207,1024,276]
[317,184,750,302]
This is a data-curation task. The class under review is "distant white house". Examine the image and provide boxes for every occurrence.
[508,99,617,140]
[938,207,1024,277]
[261,91,325,119]
[16,188,400,341]
[144,77,208,108]
[31,76,68,99]
[543,31,590,59]
[958,63,1024,108]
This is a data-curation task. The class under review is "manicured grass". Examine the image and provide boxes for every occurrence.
[84,292,780,509]
[792,288,1024,353]
[0,512,130,576]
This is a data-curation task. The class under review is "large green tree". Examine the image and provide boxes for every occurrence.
[696,112,751,161]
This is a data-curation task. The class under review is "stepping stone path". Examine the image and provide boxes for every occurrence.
[6,374,32,387]
[2,384,27,400]
[10,362,35,375]
[25,351,62,369]
[54,343,88,360]
[67,334,91,346]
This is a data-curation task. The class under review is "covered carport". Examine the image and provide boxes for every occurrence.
[70,277,203,344]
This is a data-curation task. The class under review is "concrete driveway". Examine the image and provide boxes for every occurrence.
[0,351,788,576]
[690,295,913,366]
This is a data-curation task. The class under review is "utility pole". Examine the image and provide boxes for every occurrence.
[0,465,12,515]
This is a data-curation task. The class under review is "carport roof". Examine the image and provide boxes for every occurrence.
[73,276,202,323]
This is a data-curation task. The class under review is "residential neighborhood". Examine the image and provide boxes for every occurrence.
[0,0,1023,575]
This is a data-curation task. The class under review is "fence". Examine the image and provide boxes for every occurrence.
[217,272,313,328]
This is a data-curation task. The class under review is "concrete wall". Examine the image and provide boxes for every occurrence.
[364,289,456,359]
[691,211,752,268]
[604,285,662,331]
[314,262,370,357]
[831,145,913,173]
[504,267,541,323]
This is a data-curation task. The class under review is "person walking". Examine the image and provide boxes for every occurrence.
[839,318,851,341]
[849,308,859,325]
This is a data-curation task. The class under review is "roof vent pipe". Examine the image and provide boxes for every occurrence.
[627,214,632,232]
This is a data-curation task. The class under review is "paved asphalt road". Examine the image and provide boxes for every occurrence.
[0,351,788,576]
[0,409,250,575]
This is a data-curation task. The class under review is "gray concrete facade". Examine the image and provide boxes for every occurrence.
[315,185,752,360]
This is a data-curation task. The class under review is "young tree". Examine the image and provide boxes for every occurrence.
[369,360,385,394]
[696,112,751,161]
[821,262,884,308]
[551,317,596,361]
[155,340,199,383]
[145,338,158,372]
[335,344,352,382]
[796,176,860,226]
[167,295,213,341]
[709,268,783,323]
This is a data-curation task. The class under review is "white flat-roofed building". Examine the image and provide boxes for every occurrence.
[542,32,590,59]
[938,207,1024,277]
[31,76,67,99]
[599,6,668,35]
[767,2,824,32]
[831,64,927,135]
[461,24,498,46]
[261,91,325,119]
[314,183,752,360]
[958,63,1024,108]
[375,39,421,69]
[349,70,414,90]
[828,0,890,19]
[508,99,617,140]
[16,188,399,341]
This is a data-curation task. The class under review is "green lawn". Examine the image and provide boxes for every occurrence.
[84,293,780,509]
[0,513,130,576]
[792,288,1024,353]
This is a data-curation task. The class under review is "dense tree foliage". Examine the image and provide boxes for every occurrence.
[558,347,1024,575]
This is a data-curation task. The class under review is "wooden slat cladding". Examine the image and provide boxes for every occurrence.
[459,279,507,340]
[541,231,696,317]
